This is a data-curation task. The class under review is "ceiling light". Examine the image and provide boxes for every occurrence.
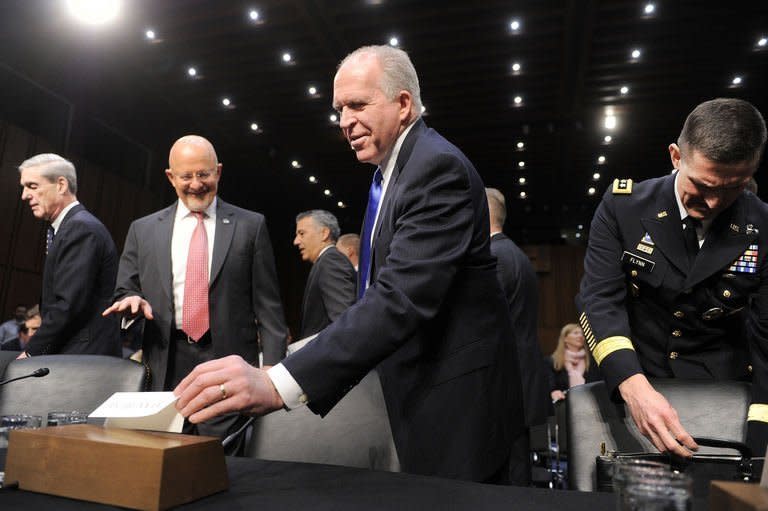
[291,160,301,169]
[222,98,231,107]
[597,155,606,164]
[620,86,629,95]
[604,115,617,130]
[732,76,743,86]
[516,141,525,150]
[324,189,332,196]
[329,113,338,123]
[513,95,523,105]
[250,123,259,131]
[519,191,527,199]
[575,232,582,239]
[758,37,767,47]
[593,172,601,180]
[308,86,317,95]
[643,3,655,15]
[510,19,521,32]
[588,187,596,196]
[66,0,121,25]
[578,224,584,230]
[421,105,427,115]
[282,52,292,63]
[518,177,526,185]
[631,48,642,60]
[518,161,525,168]
[511,62,522,74]
[187,67,197,77]
[145,29,155,40]
[309,176,317,183]
[604,135,613,143]
[248,9,259,21]
[389,37,399,47]
[337,201,346,208]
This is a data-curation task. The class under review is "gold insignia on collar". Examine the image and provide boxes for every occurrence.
[612,178,633,195]
[730,223,740,233]
[657,211,668,218]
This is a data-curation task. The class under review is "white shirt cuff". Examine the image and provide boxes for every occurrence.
[121,317,136,330]
[267,363,308,410]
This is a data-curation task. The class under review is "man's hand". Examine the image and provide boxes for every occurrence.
[16,351,28,360]
[102,296,154,320]
[619,373,698,457]
[174,355,284,424]
[551,390,566,402]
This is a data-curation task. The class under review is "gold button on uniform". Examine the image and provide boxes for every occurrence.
[672,329,682,337]
[722,289,732,298]
[669,352,679,359]
[673,311,684,319]
[630,270,638,278]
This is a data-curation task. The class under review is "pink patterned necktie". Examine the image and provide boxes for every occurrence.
[182,212,209,341]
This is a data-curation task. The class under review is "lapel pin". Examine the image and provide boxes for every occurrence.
[730,224,740,233]
[222,218,231,224]
[656,211,668,218]
[746,224,759,235]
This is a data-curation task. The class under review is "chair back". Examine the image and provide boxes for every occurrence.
[0,355,150,419]
[566,379,750,491]
[245,370,400,472]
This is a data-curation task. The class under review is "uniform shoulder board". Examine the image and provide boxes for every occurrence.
[612,178,633,195]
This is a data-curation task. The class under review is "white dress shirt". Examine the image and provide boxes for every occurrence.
[51,201,80,234]
[673,173,712,247]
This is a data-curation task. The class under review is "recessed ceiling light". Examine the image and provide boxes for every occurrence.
[329,113,338,123]
[222,98,231,107]
[588,187,596,196]
[620,85,629,95]
[248,9,259,21]
[758,37,767,47]
[732,76,743,86]
[518,177,526,185]
[291,160,301,169]
[519,191,527,199]
[511,62,522,73]
[145,29,155,40]
[513,95,523,105]
[309,176,317,183]
[631,48,642,60]
[597,155,606,164]
[337,201,345,208]
[578,224,584,230]
[324,189,331,196]
[510,19,521,32]
[389,36,399,47]
[593,172,601,180]
[575,232,582,239]
[308,86,317,95]
[516,141,525,150]
[250,123,259,131]
[604,135,613,143]
[187,67,197,77]
[67,0,121,25]
[518,161,525,168]
[604,115,617,130]
[282,52,292,63]
[643,3,655,15]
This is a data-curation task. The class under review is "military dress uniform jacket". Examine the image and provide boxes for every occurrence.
[576,173,768,453]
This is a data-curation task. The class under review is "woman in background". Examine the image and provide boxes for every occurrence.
[547,323,601,401]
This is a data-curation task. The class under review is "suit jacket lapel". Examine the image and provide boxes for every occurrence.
[685,197,756,288]
[49,203,85,253]
[640,176,689,275]
[211,199,235,285]
[155,203,176,307]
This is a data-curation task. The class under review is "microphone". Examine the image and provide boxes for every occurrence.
[221,416,256,451]
[0,367,50,386]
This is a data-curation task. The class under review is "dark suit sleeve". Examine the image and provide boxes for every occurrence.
[746,240,768,453]
[575,189,644,396]
[284,151,478,413]
[318,253,356,323]
[26,223,108,355]
[114,221,144,300]
[251,218,287,365]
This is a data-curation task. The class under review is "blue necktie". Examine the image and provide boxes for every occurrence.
[358,168,383,299]
[46,226,55,255]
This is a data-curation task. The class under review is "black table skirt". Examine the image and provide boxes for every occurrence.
[0,457,643,510]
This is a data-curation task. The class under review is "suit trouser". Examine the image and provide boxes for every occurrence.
[166,329,250,455]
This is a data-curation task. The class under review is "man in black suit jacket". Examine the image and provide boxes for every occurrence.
[486,188,549,430]
[1,306,41,352]
[18,154,120,358]
[175,46,525,483]
[294,210,356,339]
[103,136,288,443]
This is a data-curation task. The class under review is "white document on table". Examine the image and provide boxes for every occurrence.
[89,392,184,433]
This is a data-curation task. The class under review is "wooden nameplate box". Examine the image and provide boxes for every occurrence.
[4,424,228,511]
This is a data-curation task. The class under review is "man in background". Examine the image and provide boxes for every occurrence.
[294,210,356,339]
[1,305,41,352]
[18,153,120,357]
[104,135,287,445]
[336,233,360,272]
[0,305,27,344]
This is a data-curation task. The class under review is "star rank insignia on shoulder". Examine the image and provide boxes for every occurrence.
[612,178,633,195]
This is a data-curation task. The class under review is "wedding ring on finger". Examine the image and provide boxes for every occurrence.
[219,384,227,401]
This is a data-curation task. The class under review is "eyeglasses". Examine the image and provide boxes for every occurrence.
[172,170,215,183]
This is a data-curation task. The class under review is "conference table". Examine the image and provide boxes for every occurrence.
[0,456,629,510]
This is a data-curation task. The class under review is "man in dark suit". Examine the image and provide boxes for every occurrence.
[18,154,120,358]
[175,46,525,484]
[1,305,41,352]
[103,135,288,442]
[294,210,356,339]
[486,188,549,430]
[577,98,768,457]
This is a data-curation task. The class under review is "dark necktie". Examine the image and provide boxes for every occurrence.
[46,225,55,255]
[358,168,383,300]
[682,216,701,266]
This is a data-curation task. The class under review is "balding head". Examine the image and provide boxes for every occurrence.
[485,187,506,233]
[165,135,222,212]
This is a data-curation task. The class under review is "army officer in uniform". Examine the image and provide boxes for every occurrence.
[577,98,768,457]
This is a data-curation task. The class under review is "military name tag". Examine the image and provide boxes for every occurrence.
[622,251,655,273]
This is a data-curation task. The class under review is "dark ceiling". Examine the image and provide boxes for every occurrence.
[1,0,767,244]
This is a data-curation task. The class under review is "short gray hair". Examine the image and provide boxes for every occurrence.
[296,209,341,242]
[339,45,423,118]
[485,187,506,228]
[19,153,78,194]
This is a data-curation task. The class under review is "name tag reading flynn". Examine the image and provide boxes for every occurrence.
[621,251,655,273]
